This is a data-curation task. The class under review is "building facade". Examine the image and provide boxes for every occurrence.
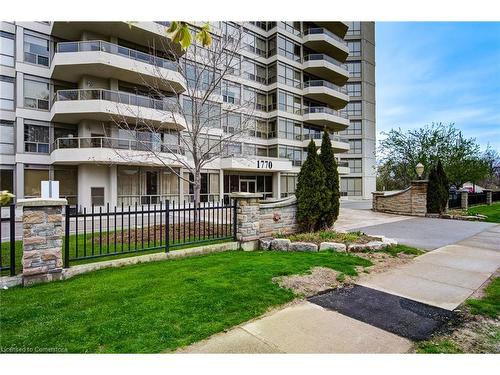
[0,21,375,209]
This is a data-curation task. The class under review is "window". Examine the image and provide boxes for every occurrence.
[0,31,15,67]
[0,76,15,110]
[278,118,301,140]
[278,22,301,36]
[276,35,301,62]
[24,34,50,66]
[347,140,362,154]
[346,101,362,116]
[0,120,15,154]
[347,41,361,57]
[24,78,49,110]
[241,59,266,83]
[341,177,362,196]
[339,120,362,135]
[279,145,302,166]
[344,159,362,173]
[346,22,361,36]
[24,122,49,153]
[303,125,322,140]
[278,90,301,114]
[183,98,221,128]
[277,63,301,89]
[91,187,105,206]
[243,30,266,57]
[24,168,49,198]
[225,53,240,76]
[0,169,14,193]
[242,87,266,111]
[347,61,361,78]
[347,82,362,97]
[222,112,241,134]
[222,80,240,104]
[54,166,78,205]
[280,173,298,198]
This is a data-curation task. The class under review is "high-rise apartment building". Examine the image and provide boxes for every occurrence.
[0,21,375,208]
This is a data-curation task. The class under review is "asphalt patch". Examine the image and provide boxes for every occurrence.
[308,285,457,341]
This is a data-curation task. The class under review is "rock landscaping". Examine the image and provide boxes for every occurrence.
[259,230,398,253]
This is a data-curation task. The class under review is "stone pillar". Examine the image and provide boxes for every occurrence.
[371,192,384,211]
[484,190,492,205]
[230,192,262,251]
[17,198,67,286]
[410,180,428,216]
[461,190,469,210]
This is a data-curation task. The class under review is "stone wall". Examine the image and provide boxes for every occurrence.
[372,180,428,217]
[259,196,298,238]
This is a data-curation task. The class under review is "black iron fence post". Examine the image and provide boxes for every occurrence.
[232,199,237,240]
[64,204,70,268]
[9,204,15,276]
[165,200,170,252]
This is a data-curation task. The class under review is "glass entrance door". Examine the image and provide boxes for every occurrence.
[240,179,256,193]
[144,171,158,204]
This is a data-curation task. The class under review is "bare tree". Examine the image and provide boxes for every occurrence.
[109,23,259,207]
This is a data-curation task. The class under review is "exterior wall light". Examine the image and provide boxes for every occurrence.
[415,163,425,179]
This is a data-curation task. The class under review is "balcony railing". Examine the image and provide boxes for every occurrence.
[53,89,178,112]
[52,136,185,155]
[302,133,347,143]
[56,40,177,71]
[303,80,348,94]
[304,28,348,46]
[304,54,348,70]
[303,106,349,119]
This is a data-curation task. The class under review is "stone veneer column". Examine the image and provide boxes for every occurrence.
[230,192,263,251]
[484,190,492,205]
[410,180,428,216]
[460,190,469,210]
[17,198,67,286]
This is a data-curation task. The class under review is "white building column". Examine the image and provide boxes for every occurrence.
[109,165,118,209]
[272,171,281,199]
[15,163,24,200]
[219,169,224,202]
[178,168,185,203]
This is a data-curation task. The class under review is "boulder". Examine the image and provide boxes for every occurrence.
[289,242,318,252]
[270,238,291,251]
[259,237,274,250]
[319,242,346,252]
[348,241,386,252]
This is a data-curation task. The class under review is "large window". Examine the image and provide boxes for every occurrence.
[346,21,361,36]
[341,177,362,196]
[242,86,266,111]
[346,101,362,116]
[54,166,78,205]
[347,41,361,57]
[277,63,301,89]
[24,34,50,66]
[24,121,49,153]
[347,61,361,78]
[347,140,362,154]
[279,145,302,166]
[346,82,362,97]
[241,59,266,83]
[339,120,362,135]
[0,120,15,154]
[344,159,362,173]
[222,80,240,104]
[0,169,14,193]
[0,31,15,67]
[278,22,301,36]
[183,98,221,128]
[278,118,301,140]
[303,124,322,140]
[275,35,301,62]
[0,76,15,110]
[24,168,49,198]
[280,173,298,198]
[222,112,241,134]
[24,78,49,110]
[278,90,301,115]
[242,30,266,57]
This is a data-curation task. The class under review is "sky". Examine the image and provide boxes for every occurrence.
[375,22,500,153]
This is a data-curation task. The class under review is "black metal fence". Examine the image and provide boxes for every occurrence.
[0,204,16,276]
[468,192,487,206]
[493,191,500,202]
[448,192,462,209]
[64,200,237,267]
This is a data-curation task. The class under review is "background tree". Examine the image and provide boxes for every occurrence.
[296,140,328,232]
[426,160,449,214]
[113,23,254,206]
[377,122,489,190]
[478,145,500,189]
[319,131,340,227]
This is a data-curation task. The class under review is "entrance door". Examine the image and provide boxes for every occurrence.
[240,179,256,193]
[145,171,158,204]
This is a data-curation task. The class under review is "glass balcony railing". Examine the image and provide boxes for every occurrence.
[56,40,177,71]
[303,80,348,94]
[303,54,348,70]
[52,136,185,155]
[53,89,178,112]
[302,133,348,143]
[304,28,348,46]
[303,106,349,119]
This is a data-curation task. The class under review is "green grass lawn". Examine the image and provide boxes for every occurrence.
[467,202,500,223]
[467,277,499,318]
[0,249,371,353]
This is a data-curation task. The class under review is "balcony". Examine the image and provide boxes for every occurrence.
[337,160,350,175]
[50,22,183,55]
[303,54,349,85]
[51,89,186,130]
[303,80,349,109]
[51,41,186,93]
[301,133,350,153]
[314,22,349,39]
[302,107,349,132]
[303,28,349,61]
[50,136,186,166]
